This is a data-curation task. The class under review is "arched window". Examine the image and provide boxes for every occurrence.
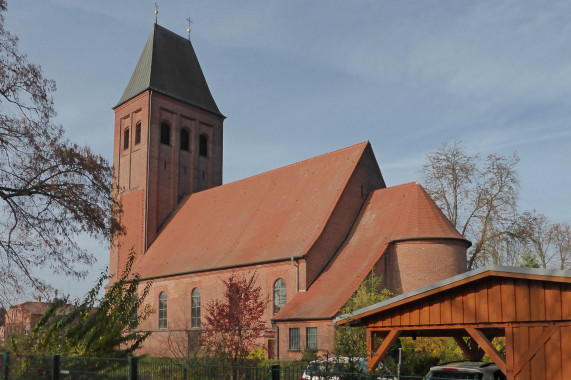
[135,122,141,145]
[273,279,286,314]
[123,128,130,150]
[158,292,167,329]
[199,134,208,157]
[180,128,190,151]
[160,122,170,145]
[191,288,201,328]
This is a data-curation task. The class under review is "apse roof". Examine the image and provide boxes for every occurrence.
[133,142,374,280]
[116,24,222,117]
[273,182,470,321]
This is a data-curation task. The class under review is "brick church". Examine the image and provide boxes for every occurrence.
[110,24,470,360]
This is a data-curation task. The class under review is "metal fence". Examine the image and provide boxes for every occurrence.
[0,352,457,380]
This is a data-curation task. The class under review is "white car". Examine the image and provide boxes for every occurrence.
[301,357,395,380]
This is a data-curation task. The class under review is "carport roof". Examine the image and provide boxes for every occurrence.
[337,265,571,325]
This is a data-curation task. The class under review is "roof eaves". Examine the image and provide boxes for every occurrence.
[138,255,304,282]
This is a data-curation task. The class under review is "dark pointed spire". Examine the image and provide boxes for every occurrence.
[116,24,223,117]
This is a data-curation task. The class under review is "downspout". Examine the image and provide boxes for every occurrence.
[144,90,152,251]
[291,257,299,292]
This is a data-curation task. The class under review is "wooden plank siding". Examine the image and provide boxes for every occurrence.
[369,279,571,328]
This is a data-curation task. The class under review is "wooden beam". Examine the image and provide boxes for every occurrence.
[368,328,401,372]
[465,327,506,374]
[453,336,484,361]
[512,325,558,378]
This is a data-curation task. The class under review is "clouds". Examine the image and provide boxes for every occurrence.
[3,1,570,299]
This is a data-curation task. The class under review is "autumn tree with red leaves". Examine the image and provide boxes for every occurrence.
[200,272,269,363]
[0,1,120,306]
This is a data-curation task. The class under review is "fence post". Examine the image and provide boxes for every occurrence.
[51,355,60,380]
[129,356,138,380]
[3,352,9,380]
[269,364,280,380]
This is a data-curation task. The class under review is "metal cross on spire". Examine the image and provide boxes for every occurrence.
[154,2,159,24]
[186,16,193,40]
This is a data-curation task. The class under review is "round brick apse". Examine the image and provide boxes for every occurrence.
[389,239,468,294]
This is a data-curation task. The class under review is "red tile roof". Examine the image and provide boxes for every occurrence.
[273,182,469,321]
[134,142,373,279]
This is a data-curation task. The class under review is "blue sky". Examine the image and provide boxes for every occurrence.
[5,1,571,298]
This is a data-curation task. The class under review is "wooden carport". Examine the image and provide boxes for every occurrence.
[337,266,571,380]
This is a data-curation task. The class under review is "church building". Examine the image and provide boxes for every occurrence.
[110,24,470,360]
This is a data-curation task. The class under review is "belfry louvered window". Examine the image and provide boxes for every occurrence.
[160,122,170,145]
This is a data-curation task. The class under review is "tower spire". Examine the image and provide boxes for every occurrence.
[154,2,159,24]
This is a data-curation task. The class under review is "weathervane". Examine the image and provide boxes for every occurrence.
[186,17,193,40]
[154,2,159,24]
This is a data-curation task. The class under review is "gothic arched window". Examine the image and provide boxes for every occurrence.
[158,291,167,329]
[199,134,208,157]
[273,278,286,314]
[160,122,171,146]
[180,128,190,151]
[191,288,201,328]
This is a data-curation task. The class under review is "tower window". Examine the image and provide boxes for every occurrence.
[135,122,141,145]
[191,288,201,329]
[158,291,167,329]
[180,128,190,151]
[160,122,171,145]
[123,128,130,150]
[273,278,286,314]
[199,134,208,157]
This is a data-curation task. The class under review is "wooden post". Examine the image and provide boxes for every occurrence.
[367,329,401,372]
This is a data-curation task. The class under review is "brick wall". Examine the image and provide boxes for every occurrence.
[136,260,302,357]
[380,239,468,294]
[275,320,335,360]
[304,145,385,287]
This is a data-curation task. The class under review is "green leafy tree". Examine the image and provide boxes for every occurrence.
[519,251,540,268]
[335,271,393,363]
[12,251,151,357]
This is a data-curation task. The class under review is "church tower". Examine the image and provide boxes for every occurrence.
[110,24,224,278]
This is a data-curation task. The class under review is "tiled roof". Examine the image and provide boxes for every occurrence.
[116,24,222,117]
[15,302,51,315]
[273,182,470,321]
[133,142,374,279]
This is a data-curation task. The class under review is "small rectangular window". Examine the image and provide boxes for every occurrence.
[135,122,141,145]
[306,327,317,350]
[289,328,300,351]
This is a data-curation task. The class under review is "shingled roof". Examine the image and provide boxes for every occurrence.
[133,142,375,279]
[273,182,470,321]
[116,24,222,117]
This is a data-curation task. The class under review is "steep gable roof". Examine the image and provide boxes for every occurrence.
[116,24,222,117]
[134,142,376,280]
[273,182,470,321]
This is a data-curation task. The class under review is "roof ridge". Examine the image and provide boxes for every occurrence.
[220,141,370,188]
